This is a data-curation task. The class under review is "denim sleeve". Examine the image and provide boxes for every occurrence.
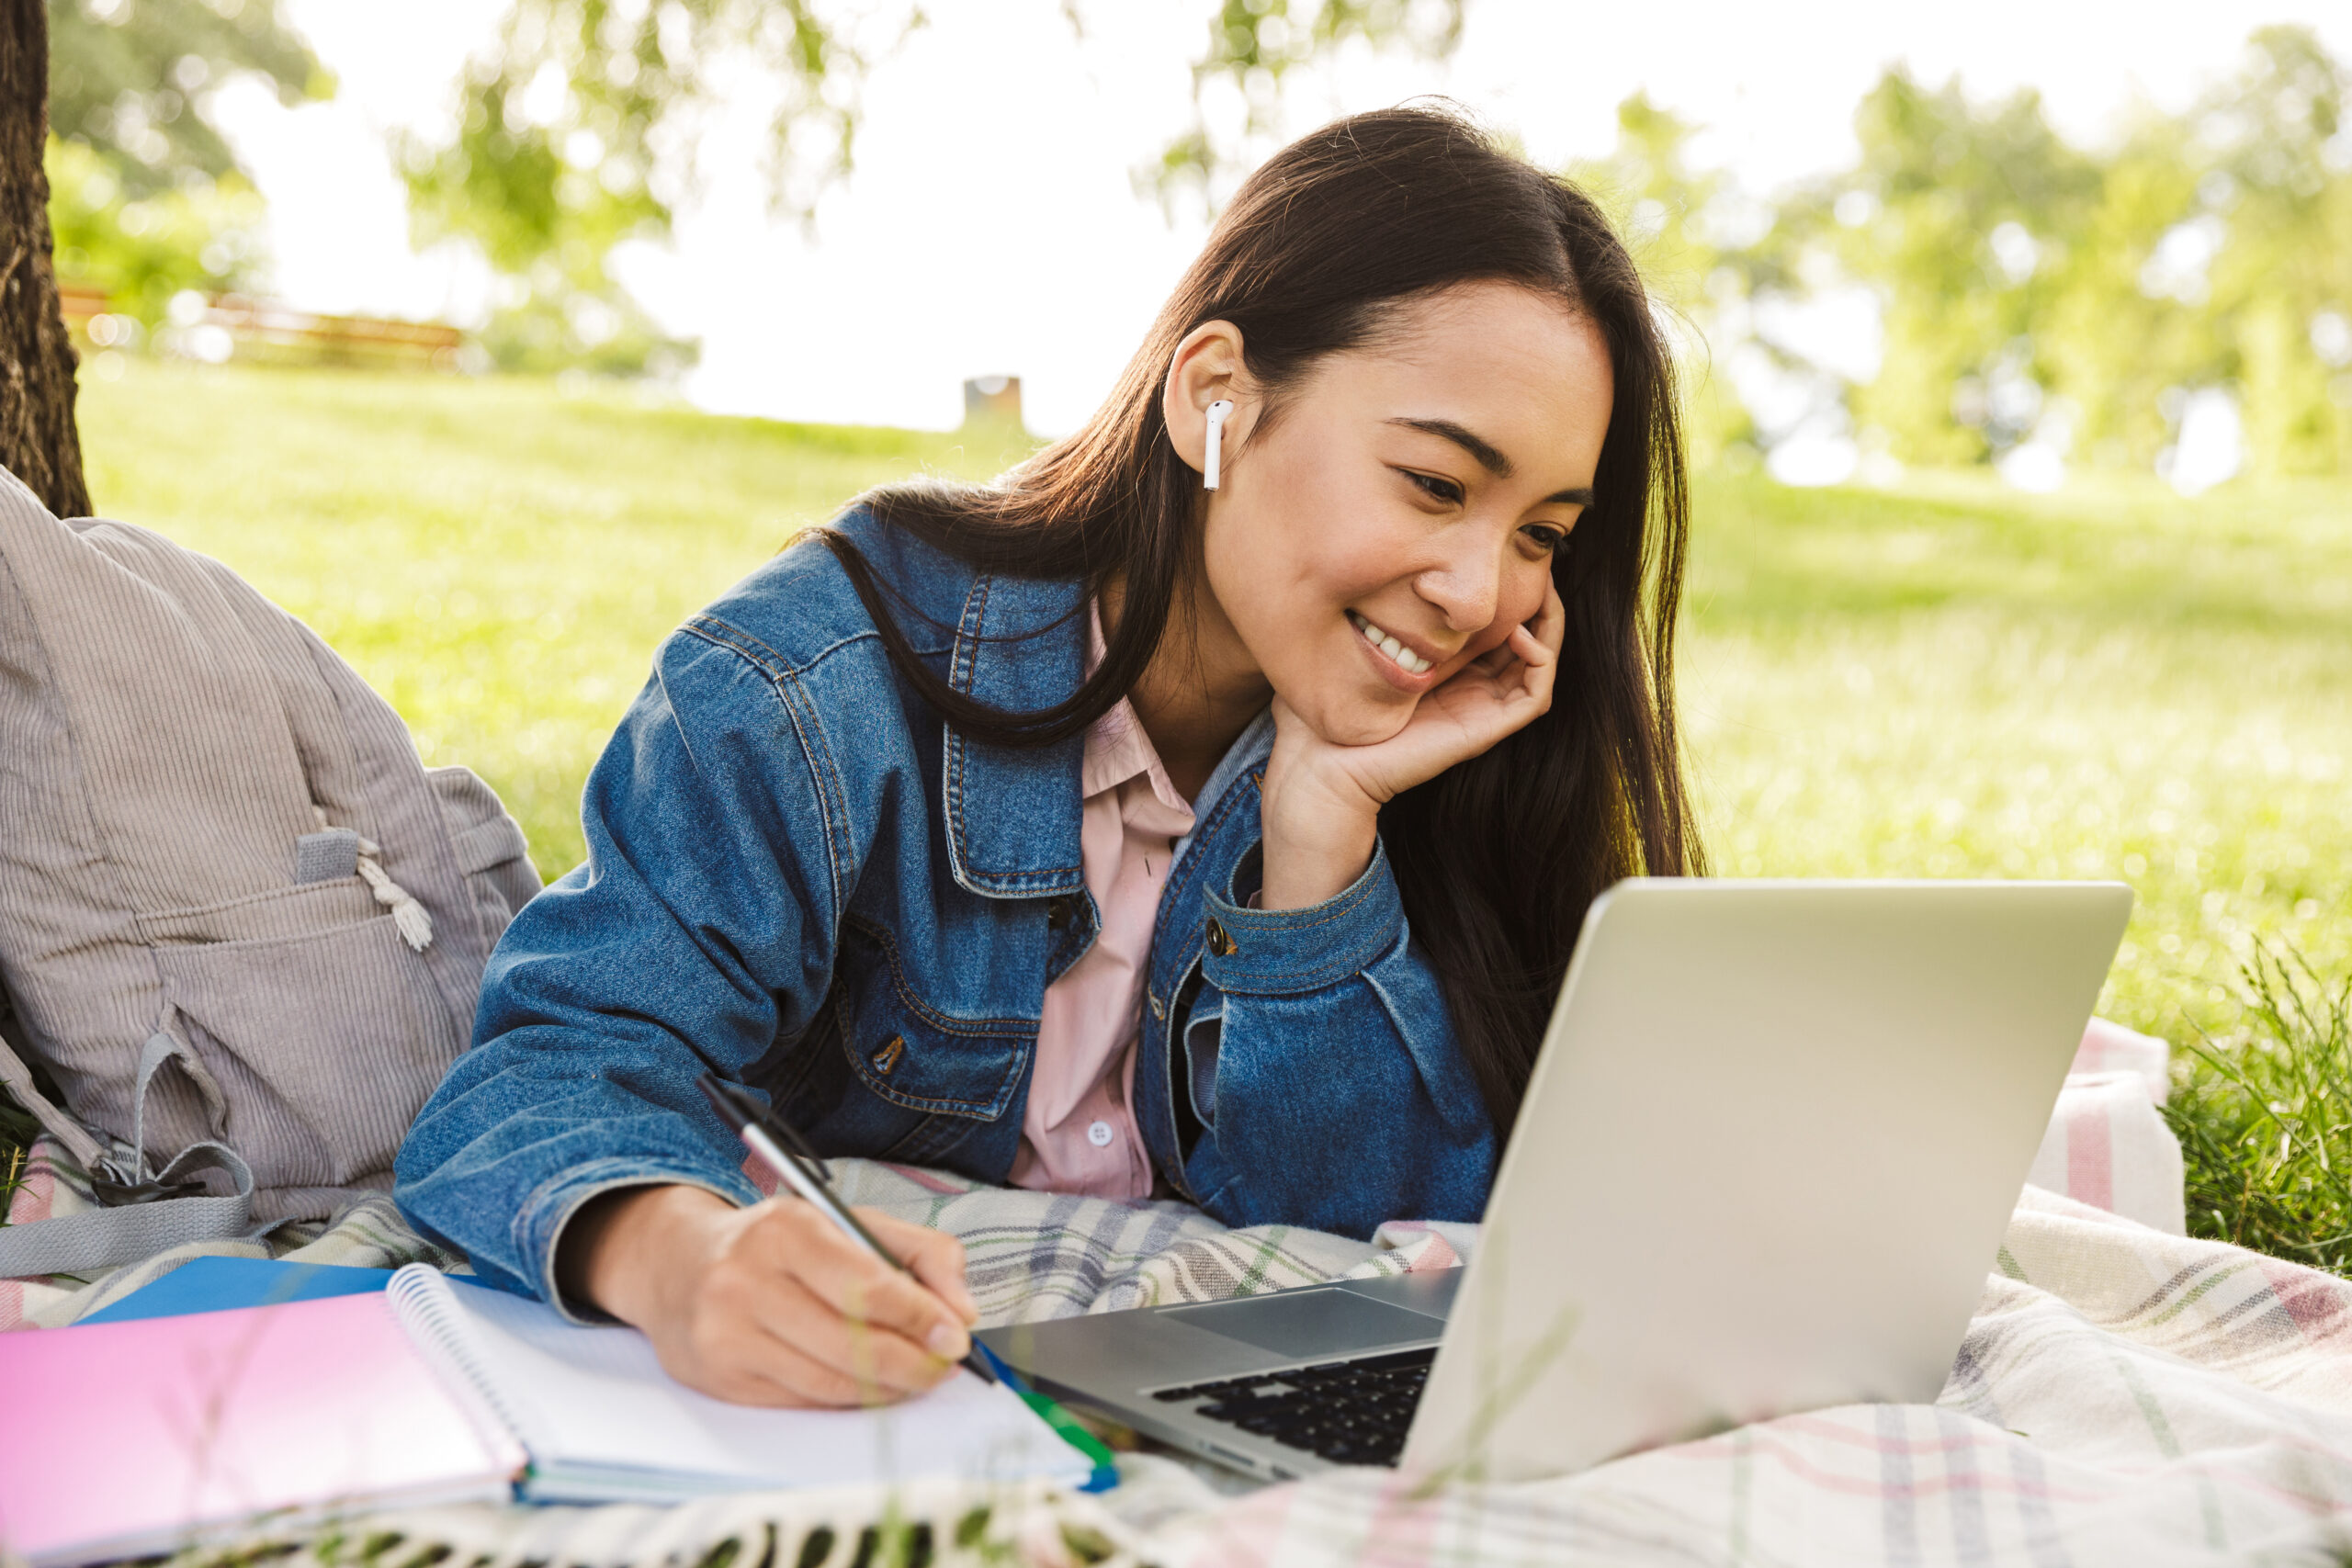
[1181,840,1498,1238]
[393,626,845,1314]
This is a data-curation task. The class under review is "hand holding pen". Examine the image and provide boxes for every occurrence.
[695,1073,1121,1483]
[696,1073,1000,1386]
[558,1090,980,1409]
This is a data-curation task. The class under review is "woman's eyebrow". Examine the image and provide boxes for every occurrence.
[1387,416,1512,477]
[1386,416,1594,505]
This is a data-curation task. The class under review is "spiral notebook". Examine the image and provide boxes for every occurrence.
[0,1263,1092,1568]
[385,1264,1093,1504]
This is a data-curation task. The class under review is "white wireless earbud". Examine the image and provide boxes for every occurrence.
[1202,400,1235,491]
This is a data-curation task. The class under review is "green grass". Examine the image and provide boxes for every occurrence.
[8,358,2347,1268]
[74,362,1031,878]
[2166,948,2351,1273]
[1678,466,2352,1035]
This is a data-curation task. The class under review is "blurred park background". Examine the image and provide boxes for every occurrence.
[27,0,2352,1261]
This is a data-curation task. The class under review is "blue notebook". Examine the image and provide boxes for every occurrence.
[76,1257,392,1325]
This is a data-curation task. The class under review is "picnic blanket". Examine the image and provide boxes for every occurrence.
[5,1022,2350,1565]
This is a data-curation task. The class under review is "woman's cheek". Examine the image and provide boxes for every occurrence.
[1460,622,1515,664]
[1481,569,1552,649]
[1307,690,1419,748]
[1424,569,1545,679]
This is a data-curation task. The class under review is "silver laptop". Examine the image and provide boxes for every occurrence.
[978,878,2132,1484]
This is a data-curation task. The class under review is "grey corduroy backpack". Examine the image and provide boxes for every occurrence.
[0,468,540,1277]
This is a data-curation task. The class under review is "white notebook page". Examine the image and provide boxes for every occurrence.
[388,1265,1090,1501]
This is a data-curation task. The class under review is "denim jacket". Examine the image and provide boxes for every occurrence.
[393,506,1498,1308]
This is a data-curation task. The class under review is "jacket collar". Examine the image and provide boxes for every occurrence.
[940,570,1091,898]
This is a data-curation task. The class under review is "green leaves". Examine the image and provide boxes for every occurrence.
[1142,0,1465,216]
[396,0,919,259]
[1772,27,2352,478]
[49,0,328,197]
[390,0,923,372]
[384,0,1469,371]
[47,134,268,324]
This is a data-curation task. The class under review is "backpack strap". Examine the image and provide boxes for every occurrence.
[0,1031,254,1280]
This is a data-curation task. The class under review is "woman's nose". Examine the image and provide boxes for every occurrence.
[1415,537,1502,633]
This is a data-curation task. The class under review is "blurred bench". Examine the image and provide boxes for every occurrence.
[198,296,466,371]
[57,283,469,372]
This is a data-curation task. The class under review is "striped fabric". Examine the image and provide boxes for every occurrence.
[2027,1018,2186,1234]
[1165,1186,2352,1566]
[6,1010,2350,1563]
[11,1152,2340,1566]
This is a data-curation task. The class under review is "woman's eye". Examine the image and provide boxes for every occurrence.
[1521,525,1568,553]
[1401,469,1464,505]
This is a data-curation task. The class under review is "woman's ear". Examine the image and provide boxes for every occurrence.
[1163,321,1251,482]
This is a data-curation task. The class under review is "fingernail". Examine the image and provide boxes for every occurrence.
[928,1322,969,1359]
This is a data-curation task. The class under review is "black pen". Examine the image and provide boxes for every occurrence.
[695,1072,995,1384]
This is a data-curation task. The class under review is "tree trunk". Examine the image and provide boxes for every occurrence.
[0,0,85,519]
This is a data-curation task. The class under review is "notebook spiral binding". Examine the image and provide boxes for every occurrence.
[387,1264,543,1470]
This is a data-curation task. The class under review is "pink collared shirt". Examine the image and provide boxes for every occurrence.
[1006,615,1194,1200]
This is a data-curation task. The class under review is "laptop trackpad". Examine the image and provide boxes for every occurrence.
[1161,1289,1445,1359]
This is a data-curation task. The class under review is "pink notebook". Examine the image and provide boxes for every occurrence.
[0,1290,523,1568]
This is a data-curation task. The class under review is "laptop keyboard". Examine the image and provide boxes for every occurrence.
[1149,1346,1435,1467]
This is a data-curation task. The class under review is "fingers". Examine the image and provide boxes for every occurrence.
[1532,570,1567,651]
[675,1294,935,1410]
[744,1270,963,1403]
[628,1195,979,1411]
[739,1333,877,1408]
[1504,621,1554,670]
[860,1209,978,1325]
[1453,621,1550,695]
[1498,576,1566,696]
[772,1208,975,1362]
[1462,577,1564,684]
[666,1301,852,1408]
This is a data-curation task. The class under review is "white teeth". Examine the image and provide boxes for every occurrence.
[1350,612,1432,675]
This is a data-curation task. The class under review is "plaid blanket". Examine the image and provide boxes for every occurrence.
[5,1022,2351,1564]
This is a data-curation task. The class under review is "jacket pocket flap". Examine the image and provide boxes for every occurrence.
[836,920,1032,1122]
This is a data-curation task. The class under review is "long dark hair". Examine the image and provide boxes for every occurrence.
[820,105,1703,1136]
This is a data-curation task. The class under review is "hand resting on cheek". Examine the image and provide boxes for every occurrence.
[1260,575,1566,910]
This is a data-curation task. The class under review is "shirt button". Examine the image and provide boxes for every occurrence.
[1087,1120,1114,1148]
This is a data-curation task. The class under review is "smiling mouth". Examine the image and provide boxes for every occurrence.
[1347,610,1435,675]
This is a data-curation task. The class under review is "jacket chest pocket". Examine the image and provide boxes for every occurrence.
[834,918,1032,1124]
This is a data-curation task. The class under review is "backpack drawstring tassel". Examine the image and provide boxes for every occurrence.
[355,840,435,952]
[313,807,435,953]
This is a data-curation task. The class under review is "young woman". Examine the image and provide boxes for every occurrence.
[395,106,1702,1411]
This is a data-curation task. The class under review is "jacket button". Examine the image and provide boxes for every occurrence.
[1046,896,1072,931]
[1148,992,1165,1020]
[1204,917,1237,956]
